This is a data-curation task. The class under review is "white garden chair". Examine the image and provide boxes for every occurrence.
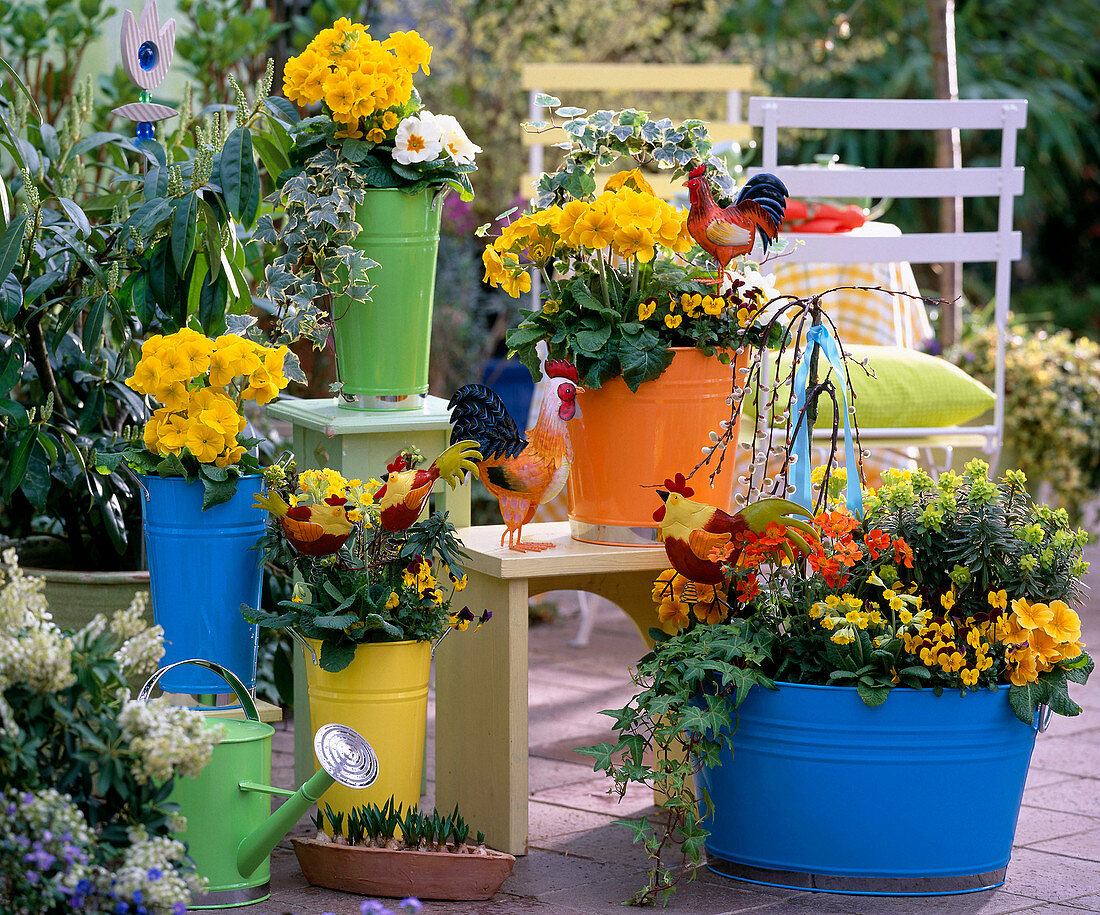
[745,96,1027,471]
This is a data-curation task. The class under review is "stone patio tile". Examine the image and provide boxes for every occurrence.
[1000,847,1100,903]
[535,867,790,914]
[527,755,602,792]
[1014,806,1100,846]
[1020,779,1100,819]
[1028,827,1100,862]
[527,799,622,842]
[529,774,655,818]
[758,887,1050,915]
[1025,768,1078,791]
[505,846,637,896]
[1028,736,1100,779]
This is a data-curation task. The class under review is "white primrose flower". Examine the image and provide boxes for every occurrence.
[433,114,481,165]
[393,111,444,165]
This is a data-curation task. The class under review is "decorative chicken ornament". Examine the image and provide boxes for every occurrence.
[375,440,483,532]
[654,474,817,585]
[253,490,353,557]
[685,166,788,287]
[449,361,581,552]
[112,0,179,140]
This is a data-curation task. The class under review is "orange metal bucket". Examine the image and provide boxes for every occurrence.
[567,347,747,545]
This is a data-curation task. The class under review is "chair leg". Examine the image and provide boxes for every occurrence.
[570,591,596,648]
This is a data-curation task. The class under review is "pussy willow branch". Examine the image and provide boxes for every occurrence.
[691,282,946,505]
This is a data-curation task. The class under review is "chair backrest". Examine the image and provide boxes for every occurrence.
[520,63,755,202]
[747,96,1027,459]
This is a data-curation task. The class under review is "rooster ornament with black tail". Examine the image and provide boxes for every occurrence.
[449,361,581,552]
[685,166,788,288]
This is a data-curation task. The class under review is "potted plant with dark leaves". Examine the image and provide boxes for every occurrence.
[0,58,296,628]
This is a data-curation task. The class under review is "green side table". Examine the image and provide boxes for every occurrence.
[266,396,470,785]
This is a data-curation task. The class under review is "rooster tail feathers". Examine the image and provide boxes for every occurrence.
[735,173,789,251]
[432,439,484,488]
[448,384,528,460]
[253,490,290,518]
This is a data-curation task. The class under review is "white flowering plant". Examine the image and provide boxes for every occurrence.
[281,18,480,197]
[0,551,219,913]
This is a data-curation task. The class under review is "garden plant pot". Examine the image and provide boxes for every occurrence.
[303,638,431,819]
[695,681,1039,895]
[292,838,515,900]
[140,474,265,694]
[10,535,151,633]
[333,187,443,411]
[567,347,747,545]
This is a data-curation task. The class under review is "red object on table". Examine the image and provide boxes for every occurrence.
[782,199,866,233]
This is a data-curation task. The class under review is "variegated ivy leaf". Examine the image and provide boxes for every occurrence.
[555,106,587,118]
[253,214,278,245]
[282,348,306,384]
[226,313,258,335]
[533,93,560,108]
[563,119,588,137]
[610,124,635,142]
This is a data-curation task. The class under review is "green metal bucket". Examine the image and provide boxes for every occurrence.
[333,187,443,411]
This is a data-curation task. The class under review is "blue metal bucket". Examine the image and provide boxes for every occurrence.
[695,682,1038,895]
[141,474,264,694]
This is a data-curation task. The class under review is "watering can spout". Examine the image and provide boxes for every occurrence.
[236,724,379,879]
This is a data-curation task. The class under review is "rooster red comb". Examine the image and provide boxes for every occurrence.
[387,454,409,473]
[545,360,580,383]
[688,165,706,180]
[663,473,695,497]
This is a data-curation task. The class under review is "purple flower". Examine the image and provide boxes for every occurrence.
[25,870,39,885]
[146,868,162,881]
[360,901,387,914]
[398,899,423,913]
[172,903,187,915]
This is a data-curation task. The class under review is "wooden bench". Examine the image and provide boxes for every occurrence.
[520,62,755,201]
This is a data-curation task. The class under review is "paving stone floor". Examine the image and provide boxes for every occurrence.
[224,546,1100,915]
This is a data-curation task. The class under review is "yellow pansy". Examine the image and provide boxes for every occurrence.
[664,313,683,329]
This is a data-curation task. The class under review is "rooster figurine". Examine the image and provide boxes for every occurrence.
[685,166,788,287]
[375,441,483,532]
[654,474,817,585]
[449,361,581,552]
[253,490,353,557]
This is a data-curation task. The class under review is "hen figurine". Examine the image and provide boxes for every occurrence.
[253,490,353,557]
[375,440,483,532]
[449,361,581,552]
[685,166,788,287]
[654,474,817,585]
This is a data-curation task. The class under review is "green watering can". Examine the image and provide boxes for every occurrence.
[140,659,379,909]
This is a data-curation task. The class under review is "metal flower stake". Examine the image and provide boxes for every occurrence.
[111,0,178,140]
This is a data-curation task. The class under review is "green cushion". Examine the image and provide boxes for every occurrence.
[744,345,994,429]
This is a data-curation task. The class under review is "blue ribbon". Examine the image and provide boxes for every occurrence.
[789,323,863,517]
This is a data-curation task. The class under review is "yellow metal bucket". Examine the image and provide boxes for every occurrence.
[303,639,430,820]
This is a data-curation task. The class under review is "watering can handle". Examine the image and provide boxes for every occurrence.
[138,659,261,722]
